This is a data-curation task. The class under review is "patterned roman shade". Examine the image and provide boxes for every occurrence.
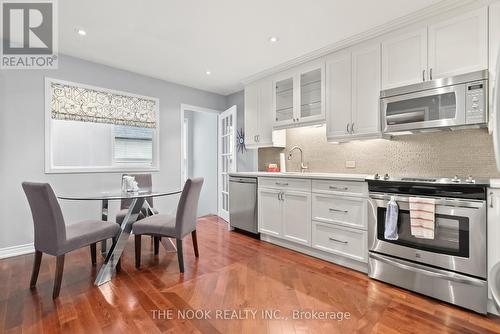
[50,80,158,128]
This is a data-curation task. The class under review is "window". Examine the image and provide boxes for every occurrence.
[45,78,159,173]
[113,126,153,164]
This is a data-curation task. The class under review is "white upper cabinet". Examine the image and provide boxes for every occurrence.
[273,71,295,128]
[381,28,427,89]
[244,77,286,149]
[273,59,325,129]
[326,51,352,139]
[428,7,488,80]
[244,81,260,147]
[351,43,381,136]
[326,43,381,142]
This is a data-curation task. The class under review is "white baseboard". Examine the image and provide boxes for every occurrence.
[0,243,35,259]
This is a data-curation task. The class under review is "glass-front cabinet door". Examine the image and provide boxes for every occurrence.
[274,74,295,127]
[273,59,325,129]
[299,67,324,122]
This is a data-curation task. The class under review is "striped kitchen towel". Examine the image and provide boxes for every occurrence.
[409,197,435,239]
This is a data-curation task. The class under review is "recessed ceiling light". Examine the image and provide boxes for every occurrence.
[76,28,86,36]
[205,70,211,75]
[269,36,279,43]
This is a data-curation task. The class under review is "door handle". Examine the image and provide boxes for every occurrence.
[329,208,348,213]
[430,68,433,80]
[346,123,349,134]
[329,237,348,244]
[490,192,494,208]
[422,69,425,82]
[351,122,355,134]
[329,186,348,191]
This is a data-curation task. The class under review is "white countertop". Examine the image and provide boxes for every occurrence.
[228,171,370,182]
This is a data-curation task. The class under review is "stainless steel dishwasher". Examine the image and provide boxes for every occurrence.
[229,176,258,234]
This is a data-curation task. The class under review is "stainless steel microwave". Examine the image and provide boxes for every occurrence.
[380,70,488,134]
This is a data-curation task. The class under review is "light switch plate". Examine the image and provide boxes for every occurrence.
[345,160,356,168]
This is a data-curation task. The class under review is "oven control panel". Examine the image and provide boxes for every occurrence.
[465,80,487,124]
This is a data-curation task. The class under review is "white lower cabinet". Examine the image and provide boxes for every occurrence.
[258,188,282,237]
[258,177,368,272]
[311,221,368,263]
[282,191,311,246]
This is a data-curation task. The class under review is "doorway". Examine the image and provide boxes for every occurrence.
[180,104,237,221]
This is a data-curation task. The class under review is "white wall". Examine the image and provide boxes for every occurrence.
[225,90,258,172]
[0,55,226,253]
[185,111,218,216]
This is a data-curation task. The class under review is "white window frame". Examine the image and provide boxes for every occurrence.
[44,77,160,174]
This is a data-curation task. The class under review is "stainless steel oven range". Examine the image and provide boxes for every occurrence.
[366,175,489,313]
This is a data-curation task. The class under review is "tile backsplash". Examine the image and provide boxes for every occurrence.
[258,126,500,178]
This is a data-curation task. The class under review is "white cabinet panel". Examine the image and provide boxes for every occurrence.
[312,221,368,263]
[244,82,259,147]
[283,191,311,246]
[488,188,500,313]
[428,7,488,79]
[326,51,352,140]
[490,2,500,132]
[312,194,367,230]
[258,188,282,237]
[258,78,275,145]
[351,43,381,136]
[382,28,427,89]
[312,179,368,197]
[259,177,311,192]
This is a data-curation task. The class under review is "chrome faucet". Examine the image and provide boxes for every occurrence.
[288,146,308,173]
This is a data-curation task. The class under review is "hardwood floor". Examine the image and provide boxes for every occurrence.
[1,215,500,333]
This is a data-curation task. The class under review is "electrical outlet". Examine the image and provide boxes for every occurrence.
[345,160,356,169]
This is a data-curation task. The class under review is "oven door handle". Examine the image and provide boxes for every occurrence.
[368,193,485,209]
[370,252,485,286]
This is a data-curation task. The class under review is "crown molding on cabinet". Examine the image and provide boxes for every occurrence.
[241,0,492,85]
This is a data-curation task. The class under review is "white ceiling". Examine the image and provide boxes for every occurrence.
[60,0,444,95]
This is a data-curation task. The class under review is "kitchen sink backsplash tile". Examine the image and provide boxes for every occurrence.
[258,126,500,177]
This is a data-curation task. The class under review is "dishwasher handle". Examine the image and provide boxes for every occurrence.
[229,177,257,184]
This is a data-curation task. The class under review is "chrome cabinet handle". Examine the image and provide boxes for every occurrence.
[346,123,349,134]
[329,186,348,191]
[430,68,433,80]
[351,122,355,133]
[256,135,260,142]
[490,192,494,208]
[329,208,348,213]
[275,182,289,186]
[422,69,425,82]
[329,237,348,244]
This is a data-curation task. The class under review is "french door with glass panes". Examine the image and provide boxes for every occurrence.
[218,106,237,221]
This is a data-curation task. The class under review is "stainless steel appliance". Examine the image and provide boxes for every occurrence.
[229,176,258,234]
[366,175,488,313]
[381,70,488,134]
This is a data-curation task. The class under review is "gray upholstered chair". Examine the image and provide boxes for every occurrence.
[22,182,121,299]
[133,178,204,273]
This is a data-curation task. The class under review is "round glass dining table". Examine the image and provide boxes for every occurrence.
[57,189,182,286]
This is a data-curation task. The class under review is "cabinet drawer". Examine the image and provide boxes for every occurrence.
[312,221,368,263]
[312,194,367,230]
[259,177,311,191]
[312,179,367,196]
